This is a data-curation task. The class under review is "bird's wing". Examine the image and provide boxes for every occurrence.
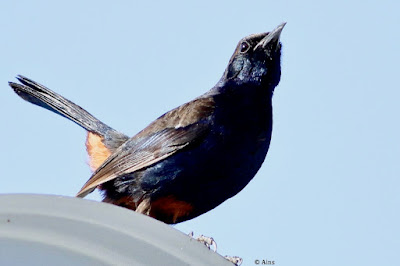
[76,97,215,198]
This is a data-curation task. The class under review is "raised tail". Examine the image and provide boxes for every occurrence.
[9,75,129,171]
[10,75,116,136]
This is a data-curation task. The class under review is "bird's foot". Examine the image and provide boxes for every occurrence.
[188,231,217,252]
[224,255,243,266]
[188,232,242,265]
[197,234,218,252]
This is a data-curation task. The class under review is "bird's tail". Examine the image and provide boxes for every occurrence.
[9,75,131,182]
[9,75,117,137]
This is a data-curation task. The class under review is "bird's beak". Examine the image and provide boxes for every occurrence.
[254,22,286,51]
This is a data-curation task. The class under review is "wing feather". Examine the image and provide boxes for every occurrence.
[76,122,208,198]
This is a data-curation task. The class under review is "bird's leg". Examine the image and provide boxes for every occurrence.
[136,198,151,215]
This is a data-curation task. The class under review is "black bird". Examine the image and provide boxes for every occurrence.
[9,23,285,224]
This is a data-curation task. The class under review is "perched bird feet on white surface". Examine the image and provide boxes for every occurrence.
[224,255,243,266]
[188,232,217,252]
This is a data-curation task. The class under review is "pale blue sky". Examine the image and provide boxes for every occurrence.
[1,1,399,265]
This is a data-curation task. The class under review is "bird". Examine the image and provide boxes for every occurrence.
[9,23,285,224]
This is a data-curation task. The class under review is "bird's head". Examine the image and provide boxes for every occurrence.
[222,23,285,91]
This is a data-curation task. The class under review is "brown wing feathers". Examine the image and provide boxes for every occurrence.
[76,97,214,198]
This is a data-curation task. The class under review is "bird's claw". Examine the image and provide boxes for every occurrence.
[188,232,242,264]
[188,232,217,252]
[196,234,217,252]
[224,255,243,266]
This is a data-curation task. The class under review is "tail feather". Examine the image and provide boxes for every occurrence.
[10,75,113,136]
[9,75,129,151]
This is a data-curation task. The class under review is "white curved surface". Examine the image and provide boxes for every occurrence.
[0,194,231,266]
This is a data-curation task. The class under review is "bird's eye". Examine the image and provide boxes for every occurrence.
[240,41,250,53]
